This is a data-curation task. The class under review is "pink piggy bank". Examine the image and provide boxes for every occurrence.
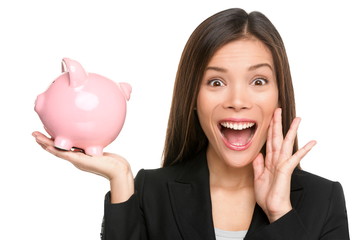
[35,58,131,156]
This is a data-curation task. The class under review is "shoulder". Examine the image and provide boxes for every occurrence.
[133,160,191,193]
[290,170,349,237]
[291,168,346,213]
[135,151,207,188]
[292,168,343,194]
[135,164,182,185]
[132,161,196,211]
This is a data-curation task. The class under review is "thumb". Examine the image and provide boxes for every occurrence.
[253,153,265,180]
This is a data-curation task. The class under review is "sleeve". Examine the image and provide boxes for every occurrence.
[101,169,148,240]
[247,209,310,240]
[319,182,350,240]
[247,182,350,240]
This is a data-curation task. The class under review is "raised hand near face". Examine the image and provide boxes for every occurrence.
[32,131,134,203]
[252,108,317,223]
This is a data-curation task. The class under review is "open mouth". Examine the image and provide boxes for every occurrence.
[219,120,257,150]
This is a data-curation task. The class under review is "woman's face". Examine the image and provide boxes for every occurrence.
[196,37,278,168]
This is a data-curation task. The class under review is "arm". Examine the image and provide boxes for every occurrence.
[253,108,316,222]
[251,109,349,239]
[319,182,349,240]
[32,131,146,239]
[102,170,148,240]
[33,131,134,202]
[247,182,349,240]
[247,209,309,240]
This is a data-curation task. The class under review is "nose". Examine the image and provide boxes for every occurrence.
[223,85,252,111]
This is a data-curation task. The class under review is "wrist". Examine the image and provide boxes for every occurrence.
[109,169,134,204]
[267,206,292,223]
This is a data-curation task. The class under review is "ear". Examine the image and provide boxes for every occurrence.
[118,82,132,101]
[62,58,88,88]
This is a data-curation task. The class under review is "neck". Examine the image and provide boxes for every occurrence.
[207,149,255,191]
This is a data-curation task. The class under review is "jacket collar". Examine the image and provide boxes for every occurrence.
[167,151,216,240]
[167,151,304,239]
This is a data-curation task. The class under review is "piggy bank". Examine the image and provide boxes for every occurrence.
[35,58,131,156]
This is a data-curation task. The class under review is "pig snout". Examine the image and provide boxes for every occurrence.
[34,93,45,114]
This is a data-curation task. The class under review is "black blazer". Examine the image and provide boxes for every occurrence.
[102,151,349,240]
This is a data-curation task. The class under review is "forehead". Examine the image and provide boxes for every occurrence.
[208,38,274,68]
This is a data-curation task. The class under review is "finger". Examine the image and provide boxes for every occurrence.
[33,131,90,164]
[287,140,317,170]
[265,119,276,169]
[32,132,121,180]
[53,147,85,162]
[253,153,265,180]
[265,117,274,165]
[34,135,54,150]
[271,108,283,163]
[33,132,59,154]
[279,117,301,161]
[33,131,52,143]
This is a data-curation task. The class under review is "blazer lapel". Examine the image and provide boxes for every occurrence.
[246,203,269,236]
[167,152,304,239]
[167,152,216,240]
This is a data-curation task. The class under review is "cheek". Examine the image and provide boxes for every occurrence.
[258,87,279,113]
[196,90,212,128]
[196,89,221,141]
[256,94,280,116]
[256,89,278,135]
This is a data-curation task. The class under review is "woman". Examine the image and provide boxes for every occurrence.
[33,8,349,239]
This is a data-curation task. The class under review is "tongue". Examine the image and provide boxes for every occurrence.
[222,128,253,146]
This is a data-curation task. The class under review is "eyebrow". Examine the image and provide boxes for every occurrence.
[248,63,273,71]
[205,63,273,72]
[205,66,227,72]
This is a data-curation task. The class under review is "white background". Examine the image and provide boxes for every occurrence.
[0,0,358,239]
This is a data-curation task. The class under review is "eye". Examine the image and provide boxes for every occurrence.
[251,78,268,86]
[208,79,225,87]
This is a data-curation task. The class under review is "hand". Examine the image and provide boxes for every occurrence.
[252,108,316,222]
[32,131,134,203]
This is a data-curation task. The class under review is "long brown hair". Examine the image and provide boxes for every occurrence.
[163,8,298,167]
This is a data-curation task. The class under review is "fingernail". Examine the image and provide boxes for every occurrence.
[32,132,37,138]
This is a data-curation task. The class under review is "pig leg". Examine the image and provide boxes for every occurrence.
[84,146,103,156]
[54,137,73,151]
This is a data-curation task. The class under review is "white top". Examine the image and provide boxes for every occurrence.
[215,228,247,240]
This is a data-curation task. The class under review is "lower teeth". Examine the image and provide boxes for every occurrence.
[232,142,245,146]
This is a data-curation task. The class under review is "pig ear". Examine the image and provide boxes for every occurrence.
[62,58,88,88]
[119,82,132,101]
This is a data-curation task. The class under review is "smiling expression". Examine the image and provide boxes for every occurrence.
[196,37,279,168]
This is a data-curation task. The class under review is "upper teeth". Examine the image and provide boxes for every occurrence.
[220,122,255,130]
